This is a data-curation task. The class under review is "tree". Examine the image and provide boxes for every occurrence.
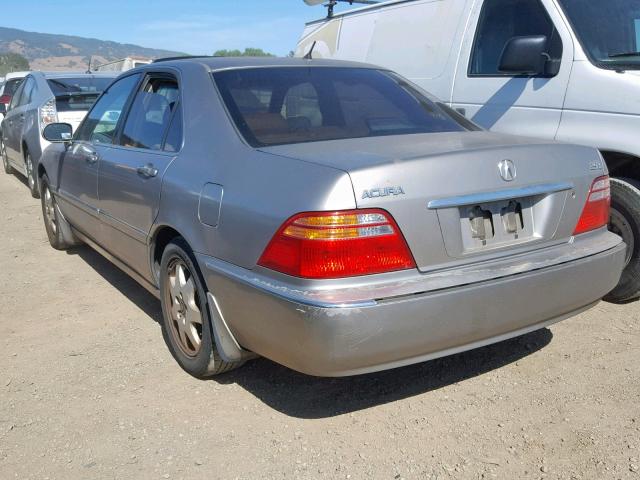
[213,48,275,57]
[0,53,30,76]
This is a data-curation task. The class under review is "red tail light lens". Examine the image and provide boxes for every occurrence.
[258,209,416,279]
[573,175,610,235]
[0,94,11,105]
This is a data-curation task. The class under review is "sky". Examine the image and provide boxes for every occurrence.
[3,0,356,56]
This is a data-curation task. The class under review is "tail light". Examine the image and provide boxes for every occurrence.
[39,98,58,128]
[573,175,610,235]
[258,209,416,279]
[0,94,11,105]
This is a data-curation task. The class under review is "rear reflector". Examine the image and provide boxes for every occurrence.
[258,209,416,279]
[573,175,610,235]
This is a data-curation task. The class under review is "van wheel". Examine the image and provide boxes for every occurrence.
[159,238,243,377]
[25,151,39,198]
[40,174,80,250]
[605,177,640,303]
[1,138,12,174]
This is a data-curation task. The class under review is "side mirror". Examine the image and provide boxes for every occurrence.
[0,104,6,115]
[499,35,549,76]
[43,123,73,143]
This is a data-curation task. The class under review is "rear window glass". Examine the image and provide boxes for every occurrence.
[47,77,113,95]
[3,78,23,96]
[48,77,113,112]
[213,67,469,147]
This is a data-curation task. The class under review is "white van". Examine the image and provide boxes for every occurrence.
[92,57,151,72]
[297,0,640,303]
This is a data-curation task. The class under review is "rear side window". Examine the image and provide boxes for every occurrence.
[8,81,25,110]
[120,76,179,150]
[163,105,183,152]
[214,67,467,147]
[470,0,562,76]
[19,77,35,106]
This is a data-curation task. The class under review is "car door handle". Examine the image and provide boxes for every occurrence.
[85,152,99,165]
[136,163,158,178]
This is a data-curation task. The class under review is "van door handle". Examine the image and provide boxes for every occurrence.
[137,163,158,178]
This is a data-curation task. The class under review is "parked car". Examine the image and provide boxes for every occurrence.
[38,57,625,378]
[297,0,640,303]
[1,71,117,197]
[0,71,28,127]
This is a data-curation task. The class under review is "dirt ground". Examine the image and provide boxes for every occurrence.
[0,169,639,480]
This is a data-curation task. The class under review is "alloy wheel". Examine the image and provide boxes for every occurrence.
[1,139,8,170]
[26,154,35,190]
[164,258,204,357]
[610,206,634,267]
[43,184,57,235]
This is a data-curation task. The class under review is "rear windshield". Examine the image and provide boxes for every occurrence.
[2,78,23,96]
[213,67,471,147]
[47,77,113,112]
[47,77,113,95]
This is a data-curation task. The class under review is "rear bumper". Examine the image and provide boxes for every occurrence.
[197,232,625,376]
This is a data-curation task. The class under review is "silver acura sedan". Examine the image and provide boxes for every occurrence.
[36,57,625,377]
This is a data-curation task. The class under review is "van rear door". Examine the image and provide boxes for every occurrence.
[450,0,573,139]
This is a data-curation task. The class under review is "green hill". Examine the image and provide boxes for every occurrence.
[0,26,186,71]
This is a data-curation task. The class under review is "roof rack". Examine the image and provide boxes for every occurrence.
[152,55,218,63]
[304,0,379,18]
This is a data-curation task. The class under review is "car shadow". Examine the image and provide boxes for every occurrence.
[68,243,553,419]
[67,246,162,323]
[215,329,552,419]
[9,170,29,189]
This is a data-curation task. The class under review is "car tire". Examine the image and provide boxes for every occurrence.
[40,174,81,250]
[1,137,12,174]
[159,238,243,377]
[605,177,640,303]
[25,151,39,198]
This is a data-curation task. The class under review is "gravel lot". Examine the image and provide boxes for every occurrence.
[0,169,639,480]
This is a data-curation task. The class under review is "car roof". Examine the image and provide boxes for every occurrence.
[38,71,119,79]
[4,71,30,80]
[150,56,380,72]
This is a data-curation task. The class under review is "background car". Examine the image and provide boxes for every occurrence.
[1,71,117,197]
[38,57,624,378]
[0,71,28,128]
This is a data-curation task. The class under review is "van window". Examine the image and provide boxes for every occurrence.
[470,0,562,76]
[558,0,640,70]
[214,67,468,148]
[120,76,179,150]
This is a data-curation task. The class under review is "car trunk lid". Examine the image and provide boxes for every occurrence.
[260,132,602,272]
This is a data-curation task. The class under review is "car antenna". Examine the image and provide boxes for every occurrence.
[304,41,317,60]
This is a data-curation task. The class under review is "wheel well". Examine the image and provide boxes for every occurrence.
[601,151,640,180]
[152,226,182,281]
